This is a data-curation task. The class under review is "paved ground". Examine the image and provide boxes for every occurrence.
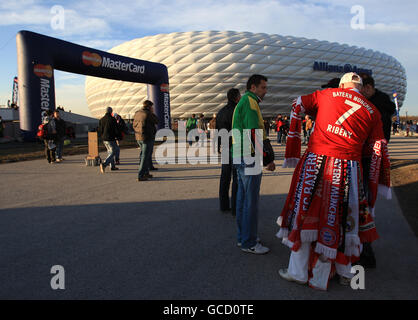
[0,135,417,300]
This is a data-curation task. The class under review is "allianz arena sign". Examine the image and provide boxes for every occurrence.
[85,31,407,120]
[313,61,373,75]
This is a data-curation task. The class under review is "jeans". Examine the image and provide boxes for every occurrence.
[55,137,64,159]
[306,129,312,143]
[277,131,282,143]
[103,140,117,168]
[147,139,155,169]
[137,140,153,178]
[114,141,121,162]
[234,160,263,249]
[198,131,206,146]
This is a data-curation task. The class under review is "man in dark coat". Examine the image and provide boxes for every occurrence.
[216,88,241,215]
[358,73,396,269]
[133,100,159,181]
[53,109,66,162]
[360,73,396,142]
[98,106,120,173]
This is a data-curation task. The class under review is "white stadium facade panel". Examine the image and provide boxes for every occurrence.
[85,31,407,120]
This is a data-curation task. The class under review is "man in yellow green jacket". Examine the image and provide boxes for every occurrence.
[232,74,275,254]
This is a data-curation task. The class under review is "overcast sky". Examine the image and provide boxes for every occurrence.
[0,0,417,116]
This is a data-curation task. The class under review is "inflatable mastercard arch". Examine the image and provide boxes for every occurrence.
[16,30,171,141]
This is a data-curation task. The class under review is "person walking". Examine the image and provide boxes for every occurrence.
[147,103,159,171]
[186,114,198,146]
[216,88,241,215]
[305,115,313,143]
[42,110,57,164]
[197,114,207,147]
[53,109,66,162]
[280,116,289,144]
[232,74,275,254]
[133,100,158,181]
[275,114,283,144]
[276,72,391,290]
[112,113,128,165]
[264,119,270,137]
[208,113,217,153]
[98,107,120,173]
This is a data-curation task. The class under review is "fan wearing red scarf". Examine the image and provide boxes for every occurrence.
[276,72,391,290]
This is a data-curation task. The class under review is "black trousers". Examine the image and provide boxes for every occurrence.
[219,161,238,214]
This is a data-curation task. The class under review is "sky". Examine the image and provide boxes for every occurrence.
[0,0,417,117]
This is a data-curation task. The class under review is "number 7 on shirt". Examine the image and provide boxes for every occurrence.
[335,100,362,125]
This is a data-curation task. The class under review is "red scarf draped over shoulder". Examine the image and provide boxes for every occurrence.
[283,97,303,168]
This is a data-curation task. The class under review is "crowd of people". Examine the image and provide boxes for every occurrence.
[203,72,392,290]
[37,71,400,291]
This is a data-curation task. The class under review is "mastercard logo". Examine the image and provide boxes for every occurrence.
[82,51,102,67]
[34,64,53,78]
[160,83,169,93]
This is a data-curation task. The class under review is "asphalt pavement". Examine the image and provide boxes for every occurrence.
[0,135,417,299]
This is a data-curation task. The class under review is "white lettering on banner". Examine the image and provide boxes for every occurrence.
[101,56,145,74]
[327,159,341,226]
[369,141,382,183]
[40,78,50,110]
[373,140,382,156]
[369,154,380,183]
[163,92,170,128]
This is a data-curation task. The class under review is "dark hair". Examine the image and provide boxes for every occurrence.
[227,88,240,102]
[321,78,340,89]
[143,100,154,108]
[359,72,375,88]
[246,74,268,91]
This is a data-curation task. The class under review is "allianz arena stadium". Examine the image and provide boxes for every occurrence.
[85,31,407,120]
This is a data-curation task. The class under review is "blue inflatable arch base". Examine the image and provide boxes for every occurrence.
[16,30,171,141]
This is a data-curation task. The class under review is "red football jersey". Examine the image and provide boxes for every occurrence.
[301,88,384,161]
